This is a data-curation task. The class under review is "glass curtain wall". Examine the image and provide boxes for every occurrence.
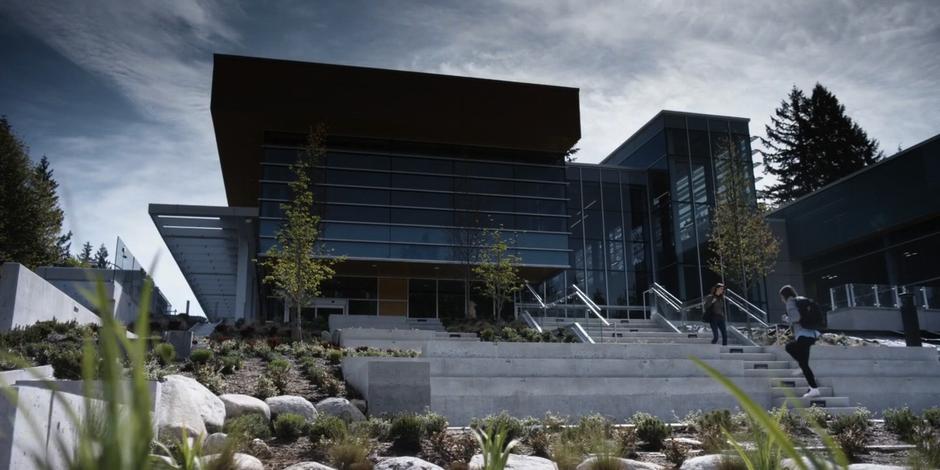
[537,164,651,318]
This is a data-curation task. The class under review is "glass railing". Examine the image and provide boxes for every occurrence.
[828,283,937,310]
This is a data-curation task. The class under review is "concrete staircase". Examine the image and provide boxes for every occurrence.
[328,314,446,332]
[536,316,714,344]
[721,345,857,416]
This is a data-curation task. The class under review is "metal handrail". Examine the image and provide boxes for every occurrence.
[520,310,543,334]
[571,284,610,327]
[723,295,770,328]
[524,282,547,309]
[644,286,682,312]
[652,282,683,306]
[724,288,768,322]
[570,322,595,344]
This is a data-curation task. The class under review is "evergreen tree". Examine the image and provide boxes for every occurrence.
[79,242,94,267]
[761,84,883,204]
[0,117,71,268]
[93,244,110,269]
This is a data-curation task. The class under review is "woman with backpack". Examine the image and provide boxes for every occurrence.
[703,283,728,346]
[779,285,823,398]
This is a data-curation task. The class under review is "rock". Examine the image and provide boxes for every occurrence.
[472,454,558,470]
[351,398,368,415]
[265,395,318,421]
[668,437,702,446]
[220,393,272,421]
[246,438,272,459]
[200,453,264,470]
[315,397,366,423]
[203,432,229,454]
[680,455,724,470]
[157,375,227,438]
[45,333,68,342]
[283,463,338,470]
[781,458,836,470]
[847,466,908,470]
[376,457,444,470]
[576,457,662,470]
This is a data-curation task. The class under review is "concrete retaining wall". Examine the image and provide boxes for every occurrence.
[342,357,430,416]
[0,366,54,386]
[0,263,101,331]
[827,307,940,332]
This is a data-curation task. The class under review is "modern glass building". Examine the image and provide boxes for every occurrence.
[151,55,769,322]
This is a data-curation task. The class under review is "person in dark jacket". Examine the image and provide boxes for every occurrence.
[703,283,727,346]
[780,285,822,398]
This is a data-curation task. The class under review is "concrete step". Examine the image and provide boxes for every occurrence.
[742,368,807,377]
[771,386,834,398]
[719,353,776,361]
[742,361,792,370]
[721,346,766,354]
[774,396,850,408]
[599,336,715,344]
[594,331,694,338]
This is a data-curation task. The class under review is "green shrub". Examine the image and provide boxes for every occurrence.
[772,406,804,436]
[692,409,735,453]
[189,349,213,365]
[585,439,622,470]
[49,348,84,379]
[389,413,426,453]
[223,414,272,440]
[829,408,870,436]
[480,328,495,342]
[267,357,292,393]
[192,363,224,394]
[469,411,526,442]
[327,434,372,470]
[422,410,449,436]
[153,343,176,365]
[308,414,348,443]
[923,407,940,429]
[273,413,308,441]
[350,417,391,441]
[631,412,670,451]
[910,423,940,470]
[326,349,344,365]
[885,407,921,443]
[525,427,552,458]
[254,375,278,400]
[802,405,829,429]
[220,354,242,374]
[616,427,637,457]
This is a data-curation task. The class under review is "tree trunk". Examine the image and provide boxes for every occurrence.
[291,298,302,341]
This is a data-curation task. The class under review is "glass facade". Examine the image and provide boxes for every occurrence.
[255,111,760,319]
[258,148,569,267]
[610,113,757,303]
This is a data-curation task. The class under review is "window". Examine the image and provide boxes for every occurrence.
[260,183,290,200]
[326,153,389,170]
[261,165,294,181]
[392,173,452,191]
[389,226,452,244]
[390,208,453,226]
[327,169,389,187]
[327,187,389,205]
[455,161,513,178]
[322,223,389,241]
[326,205,389,223]
[390,191,453,209]
[392,156,453,174]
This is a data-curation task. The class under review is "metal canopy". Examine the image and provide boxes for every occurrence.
[149,204,257,320]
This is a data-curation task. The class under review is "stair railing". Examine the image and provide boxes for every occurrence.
[724,288,769,324]
[643,284,682,333]
[570,322,595,344]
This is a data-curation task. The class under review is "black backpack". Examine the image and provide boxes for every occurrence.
[795,296,824,330]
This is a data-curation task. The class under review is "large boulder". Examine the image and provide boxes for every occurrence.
[315,397,366,423]
[220,394,271,421]
[848,466,908,470]
[157,374,226,438]
[680,455,724,470]
[265,395,318,421]
[284,463,337,470]
[200,453,263,470]
[576,457,662,470]
[472,454,557,470]
[376,457,444,470]
[203,432,229,455]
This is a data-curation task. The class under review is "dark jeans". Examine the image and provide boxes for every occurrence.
[709,317,727,345]
[785,336,818,388]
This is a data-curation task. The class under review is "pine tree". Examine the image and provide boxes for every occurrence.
[761,84,883,204]
[0,117,72,268]
[93,244,110,269]
[79,242,94,267]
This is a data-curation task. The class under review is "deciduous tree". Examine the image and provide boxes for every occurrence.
[473,228,522,324]
[261,124,340,340]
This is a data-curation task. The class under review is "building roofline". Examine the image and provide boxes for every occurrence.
[768,132,940,216]
[599,110,750,165]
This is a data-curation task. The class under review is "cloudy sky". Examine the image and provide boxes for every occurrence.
[1,1,938,316]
